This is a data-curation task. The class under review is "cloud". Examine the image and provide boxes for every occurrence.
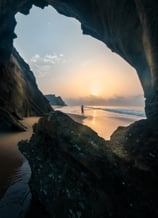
[30,54,40,63]
[43,54,59,64]
[30,53,66,65]
[29,52,67,78]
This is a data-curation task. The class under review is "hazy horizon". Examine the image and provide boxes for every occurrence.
[64,94,144,107]
[14,5,144,107]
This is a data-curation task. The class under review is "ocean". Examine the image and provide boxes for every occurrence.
[53,105,146,140]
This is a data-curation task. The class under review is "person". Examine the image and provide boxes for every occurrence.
[81,105,84,114]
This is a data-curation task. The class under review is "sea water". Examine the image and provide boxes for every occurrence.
[53,105,146,140]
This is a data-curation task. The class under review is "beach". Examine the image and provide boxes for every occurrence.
[54,105,145,140]
[0,117,40,196]
[67,113,87,123]
[0,117,41,217]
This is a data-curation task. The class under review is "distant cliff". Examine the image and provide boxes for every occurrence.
[45,94,66,106]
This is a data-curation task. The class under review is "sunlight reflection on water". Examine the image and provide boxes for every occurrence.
[53,105,145,140]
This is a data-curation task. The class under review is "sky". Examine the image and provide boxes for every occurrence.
[14,6,144,106]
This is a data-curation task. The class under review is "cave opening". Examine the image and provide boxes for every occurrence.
[14,5,145,139]
[1,2,158,218]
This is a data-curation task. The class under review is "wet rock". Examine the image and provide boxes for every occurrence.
[19,112,158,218]
[110,119,158,170]
[19,111,118,218]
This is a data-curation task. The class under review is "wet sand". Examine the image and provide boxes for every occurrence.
[67,113,87,123]
[0,117,40,196]
[54,106,143,140]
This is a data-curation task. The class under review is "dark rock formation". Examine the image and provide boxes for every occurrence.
[110,119,158,171]
[19,111,116,218]
[0,48,52,131]
[0,1,158,217]
[19,112,158,218]
[0,1,158,120]
[0,108,26,132]
[45,94,66,106]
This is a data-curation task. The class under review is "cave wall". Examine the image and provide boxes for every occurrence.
[0,47,52,131]
[0,0,158,121]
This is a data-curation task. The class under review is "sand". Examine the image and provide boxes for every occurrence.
[0,114,85,148]
[67,113,87,123]
[0,117,40,196]
[0,117,40,147]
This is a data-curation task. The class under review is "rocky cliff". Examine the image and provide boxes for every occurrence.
[45,94,66,106]
[0,48,52,131]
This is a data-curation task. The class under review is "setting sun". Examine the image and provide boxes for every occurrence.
[91,88,100,96]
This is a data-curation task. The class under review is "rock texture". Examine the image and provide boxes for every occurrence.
[0,48,52,131]
[0,108,26,132]
[45,94,66,106]
[0,1,158,217]
[110,119,158,170]
[0,1,158,120]
[19,111,158,218]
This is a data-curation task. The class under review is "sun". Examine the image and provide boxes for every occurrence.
[91,88,100,96]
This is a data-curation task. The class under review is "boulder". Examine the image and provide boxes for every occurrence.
[19,111,117,218]
[19,112,158,218]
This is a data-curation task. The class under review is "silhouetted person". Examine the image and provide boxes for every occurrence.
[81,105,84,114]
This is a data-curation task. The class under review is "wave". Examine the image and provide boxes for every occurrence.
[86,106,146,117]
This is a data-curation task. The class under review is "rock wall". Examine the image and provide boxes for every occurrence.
[0,48,52,131]
[0,0,158,120]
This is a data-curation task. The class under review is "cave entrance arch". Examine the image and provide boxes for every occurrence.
[1,1,158,121]
[14,5,145,138]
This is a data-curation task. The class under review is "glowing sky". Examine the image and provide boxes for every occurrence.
[14,6,144,104]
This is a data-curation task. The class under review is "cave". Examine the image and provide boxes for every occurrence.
[0,1,158,218]
[1,0,158,124]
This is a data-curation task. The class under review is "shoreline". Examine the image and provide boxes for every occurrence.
[0,113,86,148]
[0,117,40,197]
[67,113,87,123]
